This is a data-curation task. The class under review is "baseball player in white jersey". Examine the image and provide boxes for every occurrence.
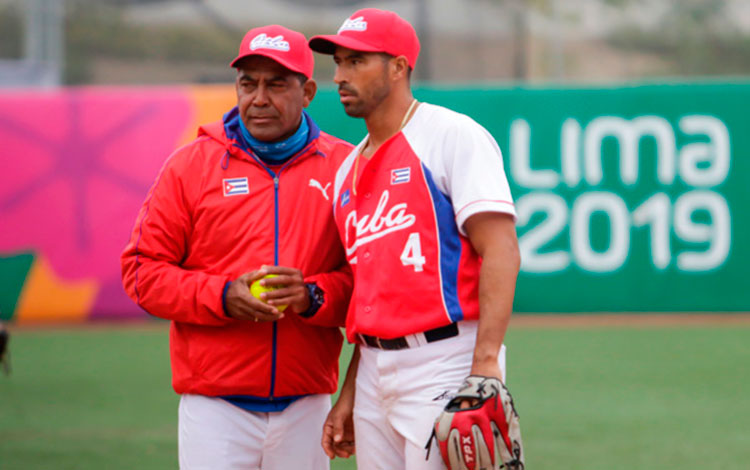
[309,8,522,470]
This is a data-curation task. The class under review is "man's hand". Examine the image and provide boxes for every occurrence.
[322,393,355,459]
[432,376,524,470]
[459,361,504,410]
[322,345,359,459]
[256,265,311,313]
[470,361,504,386]
[224,269,284,322]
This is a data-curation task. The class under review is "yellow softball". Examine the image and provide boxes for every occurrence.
[249,274,288,312]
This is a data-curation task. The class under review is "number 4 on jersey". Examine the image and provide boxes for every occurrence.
[400,232,426,272]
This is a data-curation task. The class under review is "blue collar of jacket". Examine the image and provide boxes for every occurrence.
[223,107,322,158]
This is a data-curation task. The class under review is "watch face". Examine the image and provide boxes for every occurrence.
[308,284,324,305]
[313,285,324,303]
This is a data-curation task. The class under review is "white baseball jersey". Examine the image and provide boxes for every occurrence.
[333,102,516,340]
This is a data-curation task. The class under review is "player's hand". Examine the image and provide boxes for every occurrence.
[470,359,504,382]
[256,265,311,313]
[224,270,284,322]
[459,360,505,408]
[433,376,524,470]
[322,394,355,459]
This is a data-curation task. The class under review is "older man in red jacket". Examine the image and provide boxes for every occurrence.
[121,25,353,470]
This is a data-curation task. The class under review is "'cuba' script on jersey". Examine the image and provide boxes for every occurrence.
[344,190,415,258]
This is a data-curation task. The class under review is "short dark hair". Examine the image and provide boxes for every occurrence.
[378,52,412,80]
[293,72,308,85]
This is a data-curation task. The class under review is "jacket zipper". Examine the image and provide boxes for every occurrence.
[232,142,319,401]
[269,174,280,400]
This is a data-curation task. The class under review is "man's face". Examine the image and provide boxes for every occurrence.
[235,56,315,142]
[333,46,391,118]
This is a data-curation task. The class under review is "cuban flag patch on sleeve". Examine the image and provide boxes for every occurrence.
[223,177,249,196]
[391,167,411,185]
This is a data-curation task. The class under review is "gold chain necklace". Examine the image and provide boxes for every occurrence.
[352,99,419,196]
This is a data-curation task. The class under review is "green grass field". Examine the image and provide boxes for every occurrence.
[1,321,749,469]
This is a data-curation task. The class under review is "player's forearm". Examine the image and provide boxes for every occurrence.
[471,234,520,376]
[337,344,360,404]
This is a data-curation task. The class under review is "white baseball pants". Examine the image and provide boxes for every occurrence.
[353,321,506,470]
[178,393,331,470]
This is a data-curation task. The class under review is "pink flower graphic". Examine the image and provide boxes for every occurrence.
[0,88,193,318]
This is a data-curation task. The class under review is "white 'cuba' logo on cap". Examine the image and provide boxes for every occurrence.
[250,34,290,52]
[338,16,368,33]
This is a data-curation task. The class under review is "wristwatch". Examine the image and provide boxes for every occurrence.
[299,283,325,318]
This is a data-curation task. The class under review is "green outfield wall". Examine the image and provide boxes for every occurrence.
[311,82,750,312]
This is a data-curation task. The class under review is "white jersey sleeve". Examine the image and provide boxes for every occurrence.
[403,103,516,235]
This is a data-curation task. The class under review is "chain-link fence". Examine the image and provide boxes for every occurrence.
[2,0,750,86]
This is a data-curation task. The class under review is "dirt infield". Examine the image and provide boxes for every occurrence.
[510,313,750,328]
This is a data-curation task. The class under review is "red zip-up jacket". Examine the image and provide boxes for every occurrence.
[121,109,353,398]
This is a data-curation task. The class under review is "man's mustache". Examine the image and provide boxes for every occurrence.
[338,85,358,96]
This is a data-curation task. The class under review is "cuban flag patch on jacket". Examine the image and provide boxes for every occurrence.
[391,167,411,185]
[223,177,249,196]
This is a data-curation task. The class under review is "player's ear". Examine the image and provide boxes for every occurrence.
[391,56,410,82]
[302,78,317,107]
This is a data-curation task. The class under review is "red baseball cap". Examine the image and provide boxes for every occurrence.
[230,25,314,79]
[308,8,420,68]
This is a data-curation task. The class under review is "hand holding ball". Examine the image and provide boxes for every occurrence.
[250,274,288,312]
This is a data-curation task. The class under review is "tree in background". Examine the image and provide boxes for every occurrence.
[607,0,750,77]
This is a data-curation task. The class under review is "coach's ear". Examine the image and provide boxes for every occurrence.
[302,78,317,108]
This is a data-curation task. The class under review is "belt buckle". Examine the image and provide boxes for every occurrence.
[361,333,416,350]
[360,334,384,349]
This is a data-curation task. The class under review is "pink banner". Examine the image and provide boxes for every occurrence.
[0,86,236,323]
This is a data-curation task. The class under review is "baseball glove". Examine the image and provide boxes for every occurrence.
[430,375,523,470]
